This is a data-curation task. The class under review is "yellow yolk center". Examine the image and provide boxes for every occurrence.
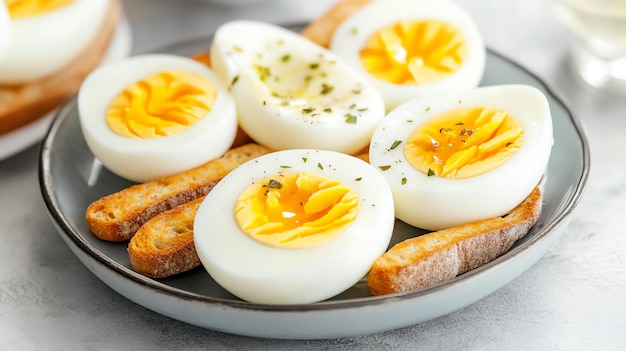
[404,106,523,179]
[106,70,217,139]
[359,20,466,85]
[5,0,75,18]
[234,172,360,249]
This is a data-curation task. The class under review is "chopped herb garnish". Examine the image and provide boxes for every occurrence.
[458,99,462,104]
[302,157,308,163]
[406,120,413,123]
[263,179,283,189]
[350,27,358,36]
[355,177,362,181]
[349,103,356,109]
[233,45,243,52]
[506,142,513,147]
[323,107,332,113]
[230,75,239,88]
[345,113,357,124]
[440,127,453,134]
[280,165,291,169]
[310,63,320,69]
[254,65,271,81]
[357,107,369,112]
[351,88,361,94]
[317,162,323,170]
[304,75,312,82]
[302,107,316,114]
[262,100,267,106]
[281,54,291,62]
[427,168,435,176]
[425,107,431,111]
[401,177,407,185]
[378,165,391,171]
[320,83,334,95]
[455,122,464,125]
[390,140,402,150]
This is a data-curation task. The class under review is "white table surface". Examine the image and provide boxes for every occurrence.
[1,0,625,349]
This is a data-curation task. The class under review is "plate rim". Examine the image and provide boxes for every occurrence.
[38,29,591,315]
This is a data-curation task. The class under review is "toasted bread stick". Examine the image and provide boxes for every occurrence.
[368,187,542,295]
[86,143,271,242]
[128,197,205,278]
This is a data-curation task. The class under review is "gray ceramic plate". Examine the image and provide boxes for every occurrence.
[39,27,589,340]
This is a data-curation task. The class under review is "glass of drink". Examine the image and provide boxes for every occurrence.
[553,0,626,93]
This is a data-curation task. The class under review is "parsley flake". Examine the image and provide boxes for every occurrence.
[345,113,357,124]
[401,177,407,185]
[317,162,323,170]
[230,75,239,88]
[302,157,308,163]
[390,140,402,150]
[262,179,283,189]
[427,168,435,176]
[379,165,391,171]
[320,83,334,95]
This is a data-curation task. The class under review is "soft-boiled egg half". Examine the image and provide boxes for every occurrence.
[194,149,395,304]
[369,85,553,231]
[329,0,486,111]
[78,54,238,183]
[0,0,109,84]
[210,20,386,155]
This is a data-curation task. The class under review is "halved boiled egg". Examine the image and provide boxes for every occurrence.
[0,0,109,84]
[329,0,486,111]
[210,20,386,155]
[194,149,395,304]
[78,54,238,183]
[369,85,553,230]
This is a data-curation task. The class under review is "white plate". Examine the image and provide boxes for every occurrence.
[38,28,589,340]
[0,17,132,161]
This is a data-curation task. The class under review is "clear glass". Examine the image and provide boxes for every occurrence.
[553,0,626,93]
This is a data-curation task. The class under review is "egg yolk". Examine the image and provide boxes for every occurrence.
[359,20,466,85]
[234,172,360,249]
[404,106,523,179]
[106,70,217,139]
[5,0,74,19]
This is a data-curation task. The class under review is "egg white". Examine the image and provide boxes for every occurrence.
[0,3,10,61]
[369,85,553,231]
[210,20,386,155]
[0,0,109,84]
[193,149,395,305]
[330,0,486,111]
[78,54,238,183]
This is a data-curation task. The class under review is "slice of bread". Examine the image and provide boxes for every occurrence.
[368,187,542,295]
[0,0,121,135]
[86,143,271,242]
[300,0,371,48]
[128,196,205,278]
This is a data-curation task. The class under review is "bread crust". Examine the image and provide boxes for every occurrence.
[86,143,271,242]
[300,0,371,48]
[128,197,205,278]
[0,0,120,135]
[368,187,543,295]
